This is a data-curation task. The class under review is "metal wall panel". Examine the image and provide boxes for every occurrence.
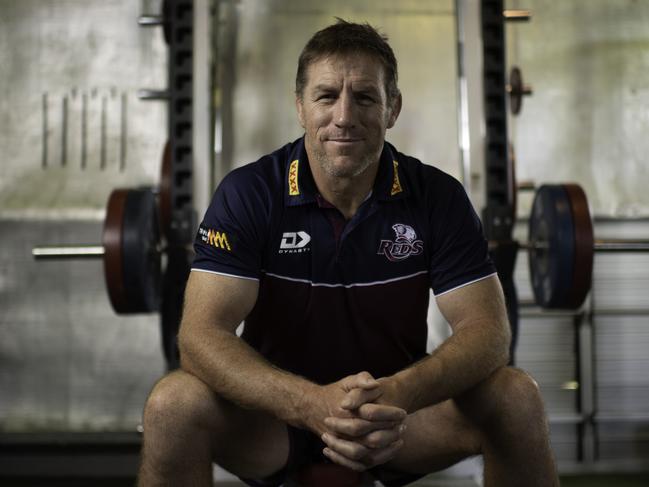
[507,0,649,218]
[225,0,460,185]
[0,220,164,431]
[513,218,649,466]
[0,0,168,218]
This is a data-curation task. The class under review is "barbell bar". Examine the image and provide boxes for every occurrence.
[33,246,105,259]
[34,181,648,313]
[513,239,649,252]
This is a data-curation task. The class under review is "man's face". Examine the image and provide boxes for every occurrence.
[296,52,401,179]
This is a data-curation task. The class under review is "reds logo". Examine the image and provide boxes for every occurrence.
[377,223,424,262]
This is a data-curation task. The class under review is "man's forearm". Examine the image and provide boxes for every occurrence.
[390,320,510,413]
[178,326,315,428]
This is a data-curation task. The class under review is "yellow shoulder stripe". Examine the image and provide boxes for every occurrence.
[390,160,403,196]
[288,159,300,196]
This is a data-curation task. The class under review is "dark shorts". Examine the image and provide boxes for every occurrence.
[239,426,425,487]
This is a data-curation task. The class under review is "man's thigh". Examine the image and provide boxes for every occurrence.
[213,398,290,479]
[164,370,290,479]
[384,399,482,475]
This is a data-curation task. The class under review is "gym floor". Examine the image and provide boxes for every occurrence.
[1,436,648,486]
[2,475,649,486]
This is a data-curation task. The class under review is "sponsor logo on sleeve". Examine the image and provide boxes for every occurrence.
[377,223,423,261]
[279,231,310,254]
[198,225,232,251]
[288,159,300,196]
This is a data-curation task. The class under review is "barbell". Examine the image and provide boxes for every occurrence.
[33,142,173,315]
[33,187,162,314]
[34,181,649,313]
[491,183,649,309]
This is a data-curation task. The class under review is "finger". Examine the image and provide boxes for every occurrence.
[365,439,405,467]
[357,403,407,422]
[360,424,406,449]
[322,447,368,472]
[323,437,405,471]
[340,386,382,410]
[324,416,399,437]
[340,371,379,392]
[321,432,369,463]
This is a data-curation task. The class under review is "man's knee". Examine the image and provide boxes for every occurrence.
[143,370,219,432]
[459,367,545,428]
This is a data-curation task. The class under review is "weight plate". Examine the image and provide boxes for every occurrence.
[509,66,523,115]
[528,185,576,308]
[509,142,517,221]
[564,184,594,309]
[103,188,161,314]
[159,140,172,239]
[103,190,129,313]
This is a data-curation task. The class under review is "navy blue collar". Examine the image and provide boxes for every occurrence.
[284,137,408,207]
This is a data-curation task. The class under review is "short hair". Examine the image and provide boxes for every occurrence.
[295,18,400,101]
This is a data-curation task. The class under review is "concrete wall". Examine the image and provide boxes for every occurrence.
[0,220,164,431]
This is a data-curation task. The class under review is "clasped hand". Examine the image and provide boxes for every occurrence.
[310,372,407,472]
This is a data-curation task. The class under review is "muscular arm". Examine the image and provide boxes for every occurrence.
[177,270,403,440]
[177,271,314,428]
[384,275,511,413]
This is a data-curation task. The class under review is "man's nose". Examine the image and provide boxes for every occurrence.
[334,92,356,128]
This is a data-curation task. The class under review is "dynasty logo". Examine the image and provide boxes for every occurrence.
[279,231,311,254]
[377,223,423,262]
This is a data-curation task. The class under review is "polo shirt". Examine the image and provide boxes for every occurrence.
[192,137,496,385]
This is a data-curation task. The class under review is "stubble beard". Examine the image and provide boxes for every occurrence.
[309,139,382,179]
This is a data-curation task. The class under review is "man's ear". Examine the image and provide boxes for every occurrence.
[296,96,306,129]
[387,92,402,129]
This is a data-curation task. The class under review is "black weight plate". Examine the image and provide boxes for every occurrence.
[528,185,576,308]
[120,188,161,313]
[509,66,523,115]
[159,140,172,239]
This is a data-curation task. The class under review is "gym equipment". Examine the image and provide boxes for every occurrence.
[492,183,649,309]
[507,66,533,115]
[34,187,162,314]
[104,188,161,313]
[34,181,649,314]
[33,138,176,315]
[503,9,532,21]
[137,0,170,44]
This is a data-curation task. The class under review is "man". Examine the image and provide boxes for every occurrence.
[138,19,559,487]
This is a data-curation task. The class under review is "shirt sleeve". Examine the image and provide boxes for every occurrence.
[192,168,269,280]
[429,176,496,295]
